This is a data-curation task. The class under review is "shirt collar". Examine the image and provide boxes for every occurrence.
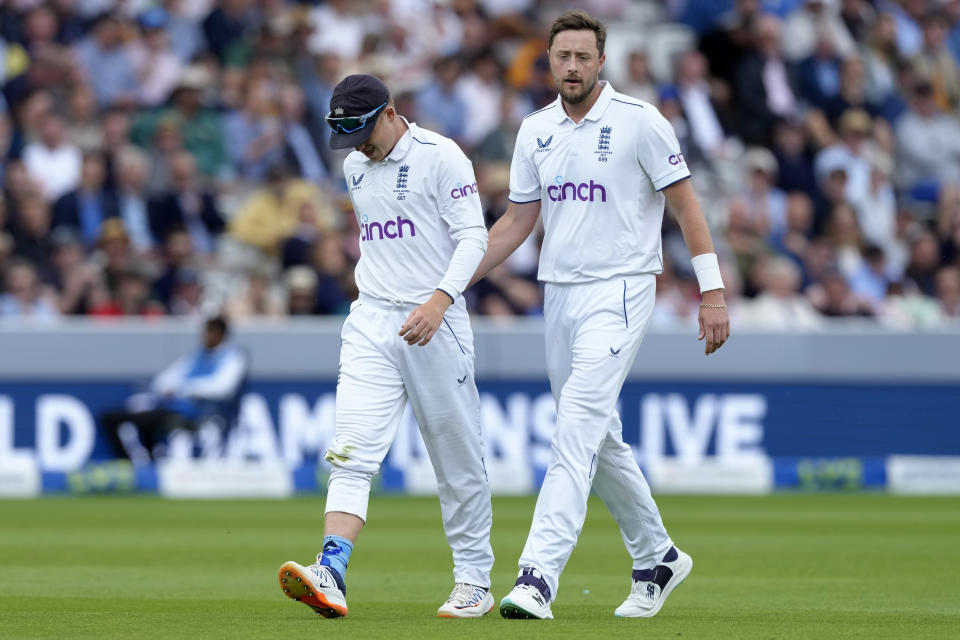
[552,81,616,124]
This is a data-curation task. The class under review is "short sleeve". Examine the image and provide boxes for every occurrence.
[636,106,691,191]
[436,141,485,233]
[508,122,542,203]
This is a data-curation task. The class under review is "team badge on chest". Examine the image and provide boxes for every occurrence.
[595,126,613,163]
[394,164,410,200]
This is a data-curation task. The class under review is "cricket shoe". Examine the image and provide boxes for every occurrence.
[437,583,495,618]
[499,567,553,619]
[614,547,692,618]
[278,561,348,618]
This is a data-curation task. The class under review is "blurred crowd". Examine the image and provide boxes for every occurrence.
[0,0,959,329]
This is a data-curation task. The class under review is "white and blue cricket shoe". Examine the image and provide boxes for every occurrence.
[499,567,554,619]
[614,546,693,618]
[437,583,495,618]
[278,561,348,618]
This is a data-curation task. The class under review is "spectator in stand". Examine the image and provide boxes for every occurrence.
[224,79,285,182]
[815,108,875,212]
[23,111,81,202]
[225,263,285,318]
[771,191,816,264]
[168,267,206,317]
[698,0,764,87]
[229,163,336,256]
[148,151,223,256]
[281,202,324,270]
[894,80,960,206]
[130,7,184,108]
[94,218,133,295]
[165,0,207,64]
[848,244,898,311]
[309,231,353,315]
[862,12,901,107]
[458,49,506,148]
[114,146,154,254]
[904,229,943,296]
[65,84,104,153]
[808,268,875,317]
[740,146,788,239]
[838,0,875,43]
[10,5,74,100]
[620,49,658,105]
[675,49,732,162]
[740,255,823,329]
[284,264,319,315]
[475,89,527,163]
[152,225,195,310]
[854,148,899,259]
[416,55,467,141]
[278,83,328,185]
[771,115,818,199]
[307,0,366,60]
[52,151,119,250]
[938,186,960,264]
[781,0,856,62]
[796,35,844,110]
[48,227,100,315]
[89,261,166,317]
[821,56,879,125]
[725,195,773,295]
[935,265,960,318]
[0,257,59,320]
[824,201,866,279]
[73,13,139,108]
[735,14,801,145]
[11,193,55,282]
[910,10,960,112]
[203,0,257,64]
[131,65,228,179]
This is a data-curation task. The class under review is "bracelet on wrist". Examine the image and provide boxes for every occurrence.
[699,303,727,308]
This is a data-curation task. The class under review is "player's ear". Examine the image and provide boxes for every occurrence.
[598,53,606,72]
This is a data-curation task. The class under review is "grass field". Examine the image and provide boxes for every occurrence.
[1,494,958,639]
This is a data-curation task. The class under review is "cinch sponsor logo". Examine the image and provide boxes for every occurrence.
[546,176,607,202]
[361,216,416,241]
[668,153,685,166]
[450,181,478,199]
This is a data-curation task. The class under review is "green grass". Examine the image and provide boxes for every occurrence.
[1,494,958,639]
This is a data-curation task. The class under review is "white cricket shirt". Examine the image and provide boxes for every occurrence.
[344,120,487,304]
[509,82,690,284]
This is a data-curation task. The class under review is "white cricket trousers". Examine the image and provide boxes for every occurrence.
[324,295,494,588]
[519,273,673,599]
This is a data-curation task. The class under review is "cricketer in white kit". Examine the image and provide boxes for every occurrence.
[471,10,731,620]
[278,74,495,619]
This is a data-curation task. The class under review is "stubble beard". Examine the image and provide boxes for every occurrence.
[559,75,597,106]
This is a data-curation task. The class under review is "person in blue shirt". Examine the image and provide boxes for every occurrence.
[101,315,248,462]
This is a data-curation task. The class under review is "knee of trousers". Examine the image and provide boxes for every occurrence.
[323,443,381,476]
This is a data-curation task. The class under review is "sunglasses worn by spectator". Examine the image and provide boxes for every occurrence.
[325,102,387,134]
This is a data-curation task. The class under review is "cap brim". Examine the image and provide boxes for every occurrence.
[329,121,376,150]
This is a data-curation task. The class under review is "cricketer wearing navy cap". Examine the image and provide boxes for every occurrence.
[279,73,495,620]
[326,74,391,150]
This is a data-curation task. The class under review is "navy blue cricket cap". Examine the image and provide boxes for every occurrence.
[327,74,390,150]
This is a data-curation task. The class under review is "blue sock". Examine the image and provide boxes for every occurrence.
[318,535,353,585]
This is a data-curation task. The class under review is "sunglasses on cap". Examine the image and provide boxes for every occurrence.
[325,102,387,134]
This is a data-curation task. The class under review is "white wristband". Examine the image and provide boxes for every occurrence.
[691,252,725,293]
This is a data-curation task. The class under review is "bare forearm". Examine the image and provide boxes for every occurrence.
[469,202,539,287]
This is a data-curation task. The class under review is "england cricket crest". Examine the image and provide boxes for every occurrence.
[394,164,410,200]
[595,126,612,163]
